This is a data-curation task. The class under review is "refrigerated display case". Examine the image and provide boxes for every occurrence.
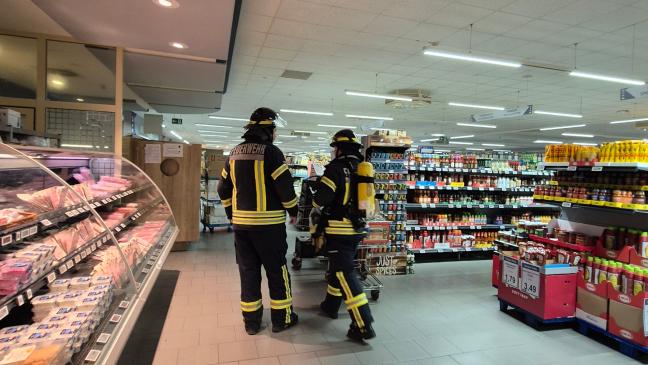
[0,143,178,364]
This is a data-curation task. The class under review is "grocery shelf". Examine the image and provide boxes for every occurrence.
[407,165,551,176]
[540,162,648,172]
[376,189,407,194]
[405,224,515,231]
[407,185,534,193]
[374,169,408,174]
[370,158,406,163]
[533,197,648,214]
[405,203,560,211]
[528,234,594,253]
[411,247,496,254]
[494,239,519,249]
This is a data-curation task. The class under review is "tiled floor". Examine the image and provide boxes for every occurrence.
[153,230,638,365]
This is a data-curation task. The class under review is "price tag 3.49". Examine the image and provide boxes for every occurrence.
[520,262,541,299]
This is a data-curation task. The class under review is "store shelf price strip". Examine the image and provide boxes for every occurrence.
[502,256,519,288]
[520,262,540,299]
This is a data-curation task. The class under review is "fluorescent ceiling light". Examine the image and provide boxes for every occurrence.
[169,131,182,139]
[534,110,583,118]
[356,133,367,137]
[317,124,357,129]
[457,122,496,129]
[369,128,391,131]
[170,42,187,49]
[610,117,648,125]
[275,141,283,144]
[534,140,562,144]
[278,134,298,138]
[345,114,393,121]
[50,79,64,86]
[345,90,412,102]
[466,148,485,151]
[573,142,598,146]
[161,124,166,128]
[61,144,93,148]
[561,133,593,138]
[430,133,445,136]
[482,143,505,147]
[449,141,473,145]
[569,71,645,86]
[294,130,328,135]
[197,130,229,134]
[154,0,179,8]
[435,149,450,153]
[450,135,474,139]
[423,49,521,68]
[420,138,440,142]
[183,140,190,144]
[494,150,511,152]
[104,146,109,149]
[280,109,333,116]
[208,116,247,121]
[539,124,586,131]
[76,98,84,102]
[196,124,234,128]
[448,102,504,111]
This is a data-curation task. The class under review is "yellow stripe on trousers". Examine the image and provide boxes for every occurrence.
[336,271,365,328]
[230,160,237,210]
[281,265,292,324]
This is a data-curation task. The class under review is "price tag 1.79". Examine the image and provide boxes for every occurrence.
[502,256,520,289]
[520,262,541,299]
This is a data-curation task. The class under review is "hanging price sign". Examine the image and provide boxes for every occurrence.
[502,256,520,288]
[520,262,541,298]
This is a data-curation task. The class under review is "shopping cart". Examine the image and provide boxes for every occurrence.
[354,221,389,301]
[291,177,325,270]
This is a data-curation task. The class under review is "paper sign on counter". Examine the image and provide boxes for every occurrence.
[144,144,162,164]
[162,143,183,158]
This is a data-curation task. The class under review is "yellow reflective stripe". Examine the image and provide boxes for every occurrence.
[325,227,358,235]
[233,217,286,225]
[282,197,298,209]
[349,298,369,310]
[241,300,262,312]
[271,298,292,305]
[260,161,266,211]
[233,210,285,217]
[328,219,352,227]
[254,160,261,211]
[337,271,365,328]
[222,198,232,207]
[312,201,320,208]
[327,285,342,297]
[334,136,360,143]
[321,176,336,191]
[248,120,274,126]
[343,181,350,205]
[345,293,367,307]
[221,168,228,179]
[282,265,292,324]
[230,160,237,210]
[271,164,289,180]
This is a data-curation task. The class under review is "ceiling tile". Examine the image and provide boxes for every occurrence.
[475,36,529,53]
[269,18,312,38]
[508,20,569,41]
[333,0,393,13]
[242,0,281,16]
[427,3,493,28]
[263,34,306,51]
[402,23,459,42]
[382,0,451,21]
[473,11,532,34]
[540,27,602,46]
[502,0,577,17]
[362,15,420,37]
[319,7,378,31]
[276,0,330,22]
[237,13,273,33]
[457,0,517,10]
[543,0,625,25]
[259,47,298,61]
[579,5,648,32]
[236,30,267,47]
[439,29,497,49]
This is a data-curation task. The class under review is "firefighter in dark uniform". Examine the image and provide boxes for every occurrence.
[313,129,376,341]
[217,107,299,335]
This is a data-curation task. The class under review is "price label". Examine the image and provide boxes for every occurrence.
[562,202,572,208]
[26,289,32,299]
[101,199,108,204]
[28,226,37,236]
[14,231,21,241]
[566,165,577,171]
[479,204,485,208]
[16,295,24,307]
[469,226,476,229]
[500,225,506,230]
[488,205,495,209]
[502,256,519,289]
[91,243,97,251]
[478,187,485,191]
[115,227,121,232]
[421,204,428,208]
[488,187,495,191]
[498,205,505,209]
[120,223,127,229]
[142,267,150,274]
[448,204,454,209]
[520,262,541,298]
[46,272,56,283]
[85,349,101,363]
[97,333,111,344]
[59,265,67,274]
[119,300,130,309]
[106,197,113,202]
[414,226,420,231]
[109,314,122,323]
[466,204,473,208]
[592,166,603,172]
[40,219,52,227]
[74,255,81,264]
[66,261,74,270]
[103,236,109,243]
[1,235,12,246]
[20,228,30,239]
[0,306,8,320]
[452,248,459,252]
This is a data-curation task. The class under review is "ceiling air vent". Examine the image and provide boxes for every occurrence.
[385,89,433,109]
[281,70,312,80]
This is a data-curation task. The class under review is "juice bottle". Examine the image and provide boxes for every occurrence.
[584,256,593,282]
[634,267,645,295]
[604,227,616,250]
[593,258,601,284]
[641,232,648,258]
[622,265,634,295]
[608,262,620,291]
[597,259,608,284]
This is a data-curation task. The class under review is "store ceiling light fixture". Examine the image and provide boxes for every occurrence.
[573,142,598,146]
[420,138,440,142]
[456,122,497,129]
[345,90,412,102]
[280,109,333,116]
[50,79,64,87]
[183,140,190,144]
[539,124,586,131]
[561,133,594,138]
[317,124,356,129]
[430,133,445,136]
[569,71,645,86]
[76,98,84,102]
[450,135,474,139]
[423,48,521,68]
[154,0,179,8]
[197,130,229,134]
[534,110,583,118]
[208,116,247,121]
[195,124,233,128]
[170,42,187,49]
[169,131,182,140]
[534,140,562,144]
[466,147,486,151]
[449,141,473,145]
[278,135,298,138]
[293,130,328,135]
[448,102,504,111]
[482,143,505,147]
[610,117,648,125]
[345,114,393,121]
[61,143,93,148]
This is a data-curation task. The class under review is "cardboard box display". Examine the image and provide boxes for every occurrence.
[607,281,648,346]
[0,108,21,128]
[576,288,608,330]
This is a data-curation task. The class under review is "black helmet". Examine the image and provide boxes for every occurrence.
[330,129,362,147]
[245,107,277,129]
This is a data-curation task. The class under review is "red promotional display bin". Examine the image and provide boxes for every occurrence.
[498,254,578,322]
[575,274,609,330]
[608,282,648,347]
[492,252,500,288]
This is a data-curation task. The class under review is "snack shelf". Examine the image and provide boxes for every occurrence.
[370,159,406,164]
[407,166,551,176]
[412,247,495,254]
[528,234,594,253]
[540,162,648,172]
[533,197,648,214]
[407,186,534,193]
[494,239,519,249]
[405,224,515,231]
[376,189,407,194]
[405,203,561,211]
[374,169,408,174]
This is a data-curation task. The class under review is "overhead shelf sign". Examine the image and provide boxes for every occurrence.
[471,105,533,122]
[620,85,648,100]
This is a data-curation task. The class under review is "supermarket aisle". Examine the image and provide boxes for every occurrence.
[153,231,636,365]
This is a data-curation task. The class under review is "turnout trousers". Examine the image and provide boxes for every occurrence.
[320,234,374,329]
[234,224,295,327]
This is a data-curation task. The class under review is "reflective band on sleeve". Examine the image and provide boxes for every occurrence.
[271,164,289,180]
[282,197,298,209]
[312,201,320,208]
[321,176,336,191]
[327,285,342,297]
[221,169,228,179]
[222,198,232,207]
